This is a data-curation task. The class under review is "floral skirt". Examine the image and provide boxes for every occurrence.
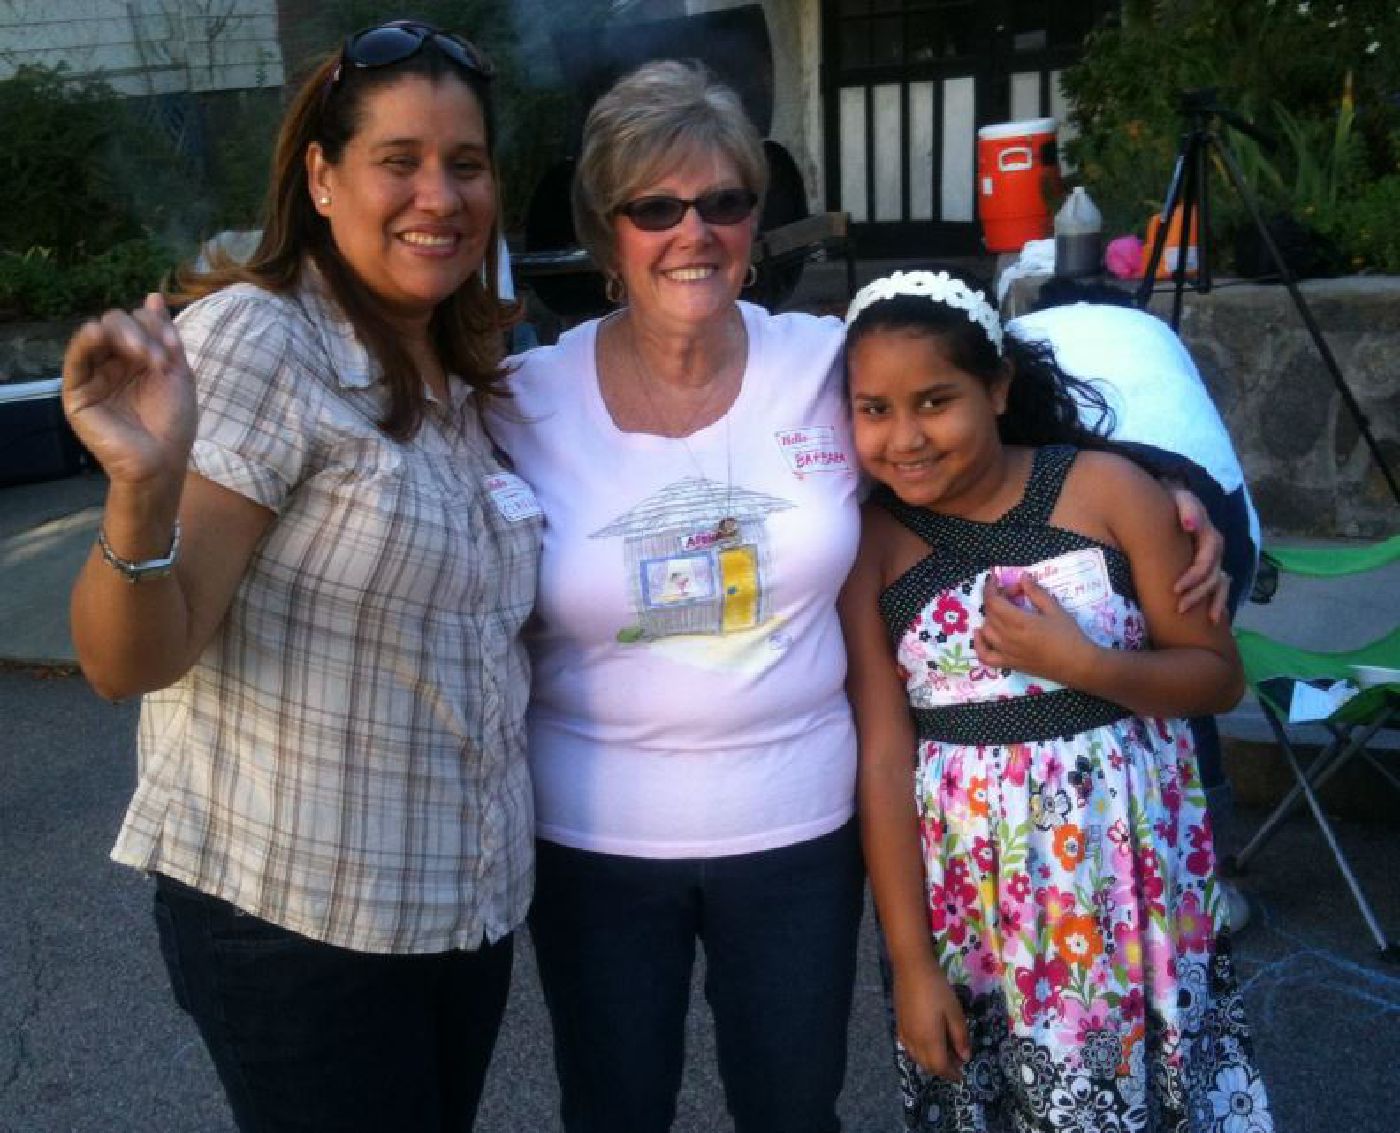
[895,716,1272,1133]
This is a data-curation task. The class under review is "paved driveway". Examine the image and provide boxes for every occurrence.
[1,667,1397,1132]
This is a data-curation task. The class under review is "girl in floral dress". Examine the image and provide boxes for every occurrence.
[837,269,1273,1133]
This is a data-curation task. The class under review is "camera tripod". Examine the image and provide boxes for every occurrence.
[1136,88,1399,506]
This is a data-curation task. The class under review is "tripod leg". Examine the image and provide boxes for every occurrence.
[1136,140,1191,308]
[1169,149,1198,331]
[1212,139,1400,505]
[1195,126,1212,293]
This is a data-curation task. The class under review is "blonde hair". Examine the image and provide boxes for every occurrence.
[572,60,768,278]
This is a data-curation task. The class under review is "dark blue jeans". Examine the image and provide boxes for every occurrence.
[529,820,865,1133]
[1190,482,1258,815]
[153,875,513,1133]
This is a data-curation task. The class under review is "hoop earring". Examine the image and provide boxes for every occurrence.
[605,274,626,306]
[744,263,758,288]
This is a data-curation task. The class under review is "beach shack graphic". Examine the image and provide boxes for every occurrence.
[591,476,794,642]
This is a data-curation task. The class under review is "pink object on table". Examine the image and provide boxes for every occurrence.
[1105,235,1144,280]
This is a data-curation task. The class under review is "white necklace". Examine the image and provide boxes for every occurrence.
[625,316,741,542]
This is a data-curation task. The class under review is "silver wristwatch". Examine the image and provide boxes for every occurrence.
[97,521,182,583]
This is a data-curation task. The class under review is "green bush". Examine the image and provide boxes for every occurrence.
[0,66,145,259]
[0,63,189,319]
[1062,0,1400,269]
[1324,174,1400,273]
[0,239,176,321]
[0,62,201,314]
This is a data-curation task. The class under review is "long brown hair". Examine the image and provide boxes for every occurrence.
[175,35,516,440]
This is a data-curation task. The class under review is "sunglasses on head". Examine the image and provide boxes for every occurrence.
[328,20,494,89]
[615,188,759,232]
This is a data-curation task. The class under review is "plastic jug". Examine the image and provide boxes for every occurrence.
[1053,187,1103,279]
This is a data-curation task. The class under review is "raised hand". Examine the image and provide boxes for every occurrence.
[62,293,196,489]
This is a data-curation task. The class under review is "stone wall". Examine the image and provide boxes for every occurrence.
[1151,278,1399,538]
[1005,273,1400,538]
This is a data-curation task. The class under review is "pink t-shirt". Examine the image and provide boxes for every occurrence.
[489,304,860,857]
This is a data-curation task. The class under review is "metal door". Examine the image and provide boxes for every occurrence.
[822,0,1114,257]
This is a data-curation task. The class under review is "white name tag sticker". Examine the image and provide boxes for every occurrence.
[1010,548,1113,613]
[483,472,543,523]
[775,426,852,476]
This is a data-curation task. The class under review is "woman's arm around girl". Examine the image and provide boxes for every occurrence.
[974,449,1244,720]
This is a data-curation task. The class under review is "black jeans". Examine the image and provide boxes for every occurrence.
[153,875,513,1133]
[529,820,865,1133]
[1189,482,1258,813]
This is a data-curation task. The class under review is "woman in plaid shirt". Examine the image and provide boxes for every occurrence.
[60,21,539,1133]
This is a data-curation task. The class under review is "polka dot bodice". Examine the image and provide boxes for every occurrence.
[876,446,1144,744]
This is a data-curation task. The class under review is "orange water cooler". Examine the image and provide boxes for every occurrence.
[976,118,1061,253]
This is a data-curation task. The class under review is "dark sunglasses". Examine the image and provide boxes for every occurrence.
[329,20,494,90]
[615,188,759,232]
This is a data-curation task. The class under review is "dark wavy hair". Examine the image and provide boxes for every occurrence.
[844,265,1115,448]
[174,30,516,440]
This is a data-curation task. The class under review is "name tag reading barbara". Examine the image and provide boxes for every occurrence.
[774,426,851,476]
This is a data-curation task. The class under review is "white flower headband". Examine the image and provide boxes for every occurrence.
[844,269,1004,356]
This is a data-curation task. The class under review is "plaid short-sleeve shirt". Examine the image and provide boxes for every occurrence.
[111,274,542,954]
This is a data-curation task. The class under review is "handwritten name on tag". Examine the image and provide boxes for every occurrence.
[775,426,851,475]
[483,472,543,523]
[996,548,1112,613]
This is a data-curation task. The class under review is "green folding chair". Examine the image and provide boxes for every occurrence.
[1228,534,1400,962]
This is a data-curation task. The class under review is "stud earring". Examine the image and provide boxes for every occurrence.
[318,195,331,207]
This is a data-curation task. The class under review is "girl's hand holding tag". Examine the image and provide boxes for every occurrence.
[975,571,1092,685]
[990,565,1034,610]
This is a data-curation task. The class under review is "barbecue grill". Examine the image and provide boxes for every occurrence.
[513,3,852,320]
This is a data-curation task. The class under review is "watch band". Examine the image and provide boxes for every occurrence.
[97,520,182,583]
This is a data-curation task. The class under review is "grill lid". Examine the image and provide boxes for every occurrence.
[551,3,774,146]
